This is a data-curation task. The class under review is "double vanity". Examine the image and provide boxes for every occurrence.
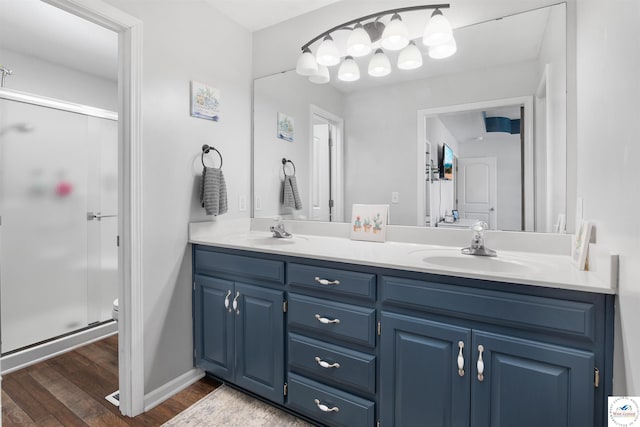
[190,219,616,427]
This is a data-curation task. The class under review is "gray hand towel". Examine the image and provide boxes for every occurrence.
[200,167,228,216]
[282,175,302,210]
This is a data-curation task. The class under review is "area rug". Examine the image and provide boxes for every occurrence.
[161,384,315,426]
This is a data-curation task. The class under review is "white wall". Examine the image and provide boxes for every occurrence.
[342,61,538,226]
[458,134,522,231]
[0,48,117,111]
[575,0,640,395]
[253,72,344,220]
[536,4,567,232]
[103,0,252,396]
[425,117,459,225]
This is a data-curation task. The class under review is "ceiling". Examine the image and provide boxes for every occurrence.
[204,0,342,32]
[0,0,338,84]
[0,0,118,81]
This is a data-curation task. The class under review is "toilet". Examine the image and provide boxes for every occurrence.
[112,298,119,321]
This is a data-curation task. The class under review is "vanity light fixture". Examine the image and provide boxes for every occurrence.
[297,4,455,84]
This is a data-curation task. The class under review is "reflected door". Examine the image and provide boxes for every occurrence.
[311,123,331,221]
[457,157,497,229]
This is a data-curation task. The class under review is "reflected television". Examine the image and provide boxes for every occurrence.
[441,143,454,180]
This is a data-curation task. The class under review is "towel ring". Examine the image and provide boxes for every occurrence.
[202,144,223,168]
[282,158,296,176]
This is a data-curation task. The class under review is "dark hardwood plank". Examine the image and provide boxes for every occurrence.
[2,335,220,426]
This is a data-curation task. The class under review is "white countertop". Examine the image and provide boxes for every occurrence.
[189,219,617,295]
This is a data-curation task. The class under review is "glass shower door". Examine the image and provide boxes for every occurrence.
[0,97,115,354]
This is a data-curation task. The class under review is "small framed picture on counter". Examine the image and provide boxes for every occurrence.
[572,220,593,270]
[350,204,389,242]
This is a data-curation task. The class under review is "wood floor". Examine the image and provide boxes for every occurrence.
[2,335,220,426]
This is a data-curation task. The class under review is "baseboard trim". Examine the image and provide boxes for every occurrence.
[1,321,118,375]
[144,368,205,412]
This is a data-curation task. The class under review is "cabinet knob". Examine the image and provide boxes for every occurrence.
[314,276,340,286]
[314,399,339,413]
[477,344,485,382]
[457,341,465,377]
[315,314,340,324]
[315,357,341,369]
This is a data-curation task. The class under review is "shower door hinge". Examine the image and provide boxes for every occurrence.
[594,368,600,388]
[284,382,288,396]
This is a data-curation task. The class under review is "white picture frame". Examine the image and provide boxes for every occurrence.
[277,112,294,142]
[350,204,389,242]
[572,220,593,270]
[190,80,220,121]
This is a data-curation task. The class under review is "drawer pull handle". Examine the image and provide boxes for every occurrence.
[224,290,232,312]
[314,277,340,286]
[315,357,341,369]
[477,344,485,382]
[232,291,240,315]
[314,399,339,413]
[457,341,465,377]
[315,314,340,324]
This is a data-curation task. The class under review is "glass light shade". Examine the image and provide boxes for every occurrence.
[368,49,391,77]
[316,35,340,66]
[338,56,360,82]
[423,9,453,46]
[295,48,318,76]
[381,14,409,51]
[397,42,423,70]
[309,64,330,84]
[346,24,372,57]
[428,37,457,59]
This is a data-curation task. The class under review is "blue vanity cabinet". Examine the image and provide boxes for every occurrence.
[379,274,609,427]
[470,330,594,427]
[286,262,377,427]
[193,247,286,404]
[379,312,471,427]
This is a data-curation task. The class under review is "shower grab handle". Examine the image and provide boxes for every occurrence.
[87,212,117,221]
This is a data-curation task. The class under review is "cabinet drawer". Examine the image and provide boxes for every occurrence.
[382,276,596,340]
[287,373,375,427]
[288,294,376,348]
[288,333,376,395]
[194,248,284,284]
[288,263,375,301]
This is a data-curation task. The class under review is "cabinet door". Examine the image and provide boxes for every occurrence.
[234,282,285,404]
[471,330,595,427]
[380,312,471,427]
[194,275,234,380]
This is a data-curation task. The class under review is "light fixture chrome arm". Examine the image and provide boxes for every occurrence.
[300,3,450,51]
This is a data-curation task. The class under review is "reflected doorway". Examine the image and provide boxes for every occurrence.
[310,106,344,222]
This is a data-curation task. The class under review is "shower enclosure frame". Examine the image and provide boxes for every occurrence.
[34,0,144,417]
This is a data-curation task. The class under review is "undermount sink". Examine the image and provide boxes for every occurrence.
[225,233,308,246]
[410,248,537,274]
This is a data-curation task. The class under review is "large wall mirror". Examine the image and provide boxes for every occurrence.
[253,3,567,233]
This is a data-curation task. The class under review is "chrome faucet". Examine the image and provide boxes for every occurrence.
[461,221,496,257]
[270,218,292,238]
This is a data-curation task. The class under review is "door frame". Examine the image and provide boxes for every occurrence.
[309,105,344,222]
[416,96,534,231]
[43,0,144,416]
